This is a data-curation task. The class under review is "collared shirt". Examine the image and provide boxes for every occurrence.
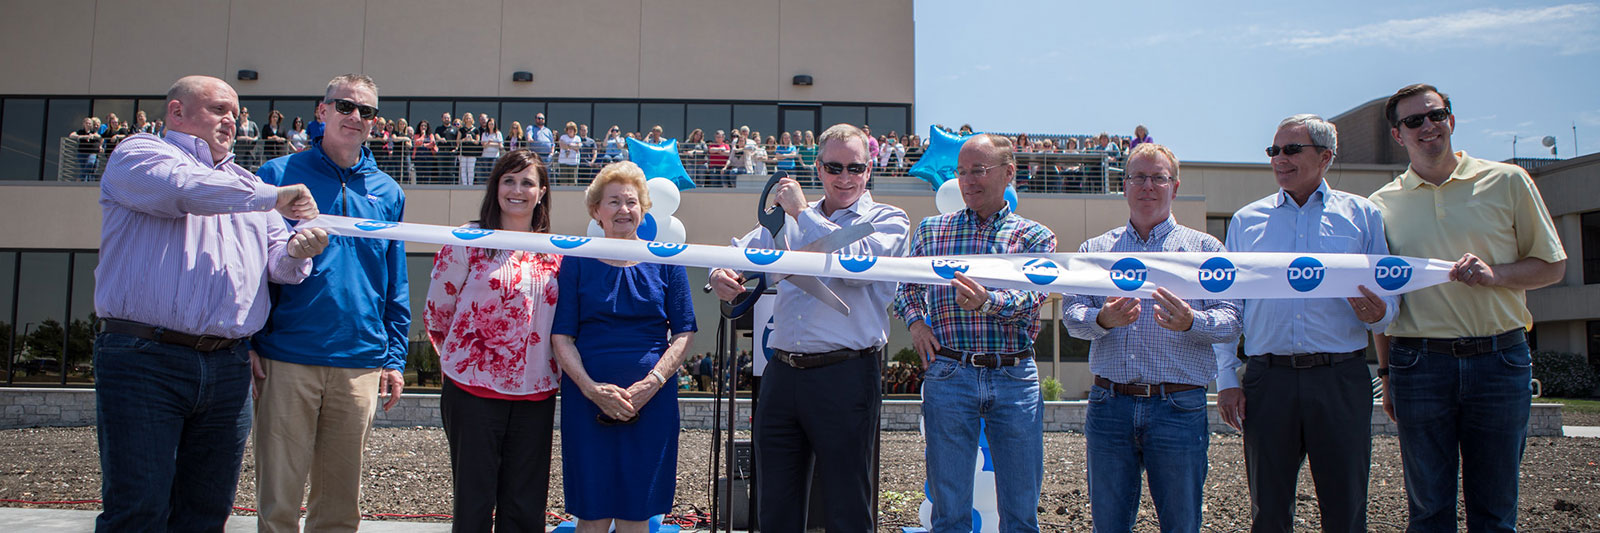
[728,192,910,353]
[892,205,1056,354]
[1368,151,1566,338]
[1213,182,1397,390]
[95,131,311,338]
[1064,216,1241,387]
[527,125,554,156]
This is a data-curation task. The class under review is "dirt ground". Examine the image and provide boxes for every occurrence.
[1,427,1597,531]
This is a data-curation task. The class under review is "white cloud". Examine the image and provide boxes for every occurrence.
[1266,4,1600,55]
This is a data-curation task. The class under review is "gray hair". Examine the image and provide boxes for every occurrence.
[324,73,379,100]
[1278,114,1338,157]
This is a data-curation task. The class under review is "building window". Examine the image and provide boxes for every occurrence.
[1,99,47,180]
[1206,216,1231,243]
[1583,211,1599,285]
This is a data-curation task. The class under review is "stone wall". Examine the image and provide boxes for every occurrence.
[1,388,1566,437]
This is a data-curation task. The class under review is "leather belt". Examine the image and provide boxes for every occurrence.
[1258,351,1363,369]
[99,318,244,352]
[935,347,1033,369]
[1391,329,1525,359]
[1094,376,1203,397]
[774,346,880,370]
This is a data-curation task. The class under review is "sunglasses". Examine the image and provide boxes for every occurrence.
[1264,143,1327,157]
[1394,108,1451,129]
[821,161,869,175]
[324,98,379,120]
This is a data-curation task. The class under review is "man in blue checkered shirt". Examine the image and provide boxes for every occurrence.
[1064,143,1241,532]
[893,134,1055,533]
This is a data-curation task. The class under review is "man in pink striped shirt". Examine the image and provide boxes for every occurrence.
[93,75,328,532]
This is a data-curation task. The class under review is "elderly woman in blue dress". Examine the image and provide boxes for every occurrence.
[551,160,697,532]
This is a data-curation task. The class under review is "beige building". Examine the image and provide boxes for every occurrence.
[0,0,1593,396]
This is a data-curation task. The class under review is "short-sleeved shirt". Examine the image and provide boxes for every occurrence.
[1368,151,1566,338]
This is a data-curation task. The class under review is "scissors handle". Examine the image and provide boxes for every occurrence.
[757,171,789,244]
[720,272,768,319]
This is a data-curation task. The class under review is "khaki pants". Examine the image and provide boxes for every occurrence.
[253,358,381,533]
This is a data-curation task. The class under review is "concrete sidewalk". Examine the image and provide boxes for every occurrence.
[1564,425,1600,438]
[0,507,454,532]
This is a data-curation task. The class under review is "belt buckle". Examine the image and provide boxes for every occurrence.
[1130,383,1155,397]
[968,352,997,369]
[195,335,227,352]
[1290,355,1317,369]
[1450,338,1477,358]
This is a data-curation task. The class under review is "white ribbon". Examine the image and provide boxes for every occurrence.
[300,215,1453,299]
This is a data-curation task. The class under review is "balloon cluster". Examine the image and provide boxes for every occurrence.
[588,177,688,244]
[917,417,1001,532]
[914,126,1019,215]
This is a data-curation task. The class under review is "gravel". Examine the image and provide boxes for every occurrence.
[2,427,1597,531]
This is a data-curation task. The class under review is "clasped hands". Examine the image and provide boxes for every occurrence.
[274,184,330,259]
[585,374,663,422]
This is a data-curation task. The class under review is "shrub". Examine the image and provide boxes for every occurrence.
[1532,351,1597,398]
[892,347,922,367]
[1042,376,1063,402]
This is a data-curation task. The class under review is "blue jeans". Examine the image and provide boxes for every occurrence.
[1085,385,1209,533]
[1390,338,1531,532]
[922,357,1043,533]
[94,331,253,532]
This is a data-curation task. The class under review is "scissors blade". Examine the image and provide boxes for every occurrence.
[784,275,852,315]
[798,222,875,253]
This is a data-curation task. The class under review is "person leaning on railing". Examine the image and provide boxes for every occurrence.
[682,128,707,183]
[288,116,310,153]
[262,110,288,161]
[413,120,438,184]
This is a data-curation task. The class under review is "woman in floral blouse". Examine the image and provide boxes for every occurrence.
[424,149,560,532]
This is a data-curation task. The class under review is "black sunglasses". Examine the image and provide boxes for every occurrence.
[1394,108,1451,129]
[324,98,379,120]
[1265,143,1327,157]
[821,161,869,175]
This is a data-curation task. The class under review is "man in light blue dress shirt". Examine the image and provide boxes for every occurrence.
[1214,114,1395,532]
[710,124,909,532]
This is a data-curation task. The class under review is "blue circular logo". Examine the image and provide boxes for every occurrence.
[836,253,878,273]
[1197,257,1237,293]
[1375,256,1413,291]
[1287,256,1326,292]
[930,259,970,280]
[550,235,590,249]
[354,220,398,231]
[1109,257,1147,291]
[646,242,687,257]
[1020,258,1059,285]
[744,248,784,266]
[451,228,494,241]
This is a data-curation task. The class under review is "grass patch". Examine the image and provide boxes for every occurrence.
[1540,397,1600,414]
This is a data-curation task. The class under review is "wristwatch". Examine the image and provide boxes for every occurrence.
[1377,367,1390,378]
[649,369,667,385]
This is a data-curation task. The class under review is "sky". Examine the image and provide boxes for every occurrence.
[913,0,1600,164]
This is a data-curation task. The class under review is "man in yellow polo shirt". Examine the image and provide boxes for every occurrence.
[1369,83,1567,531]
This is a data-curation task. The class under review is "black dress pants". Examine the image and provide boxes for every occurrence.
[754,354,881,532]
[1241,354,1372,533]
[441,379,557,533]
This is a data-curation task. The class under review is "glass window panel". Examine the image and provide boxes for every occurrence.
[45,99,92,182]
[0,99,46,180]
[376,101,406,128]
[781,108,816,137]
[1587,320,1599,367]
[640,103,684,141]
[593,103,638,140]
[868,106,909,138]
[1206,216,1229,243]
[454,101,500,126]
[686,104,731,139]
[92,99,137,129]
[0,252,15,383]
[14,252,69,384]
[733,105,778,142]
[500,102,545,134]
[545,103,592,135]
[407,100,453,132]
[404,253,440,389]
[273,99,320,128]
[820,105,865,131]
[65,252,96,383]
[136,98,168,127]
[1583,211,1599,284]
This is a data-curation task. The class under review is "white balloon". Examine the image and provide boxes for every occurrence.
[972,470,999,512]
[646,177,681,216]
[935,179,965,214]
[918,499,933,530]
[656,215,687,244]
[586,219,605,237]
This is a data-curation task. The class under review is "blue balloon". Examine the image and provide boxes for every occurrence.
[627,138,696,190]
[638,212,659,241]
[1005,184,1018,212]
[908,125,972,189]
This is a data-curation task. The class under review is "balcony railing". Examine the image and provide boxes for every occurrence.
[57,136,1128,194]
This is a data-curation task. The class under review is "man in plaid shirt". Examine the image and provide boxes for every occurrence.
[1064,143,1241,532]
[893,134,1055,532]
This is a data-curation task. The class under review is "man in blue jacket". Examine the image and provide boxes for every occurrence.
[251,73,410,533]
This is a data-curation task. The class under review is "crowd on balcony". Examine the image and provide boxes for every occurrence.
[65,108,1143,192]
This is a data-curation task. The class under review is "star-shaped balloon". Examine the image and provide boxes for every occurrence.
[627,137,695,190]
[908,125,972,189]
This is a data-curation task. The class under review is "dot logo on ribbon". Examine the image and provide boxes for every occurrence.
[1197,257,1237,293]
[836,253,878,273]
[1109,257,1148,291]
[931,259,970,280]
[1287,256,1326,292]
[744,248,784,266]
[1020,258,1060,285]
[354,220,398,231]
[550,235,590,249]
[646,242,687,257]
[1374,256,1413,291]
[451,228,494,241]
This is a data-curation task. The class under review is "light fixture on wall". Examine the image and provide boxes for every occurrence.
[792,74,813,86]
[237,69,259,81]
[512,71,534,83]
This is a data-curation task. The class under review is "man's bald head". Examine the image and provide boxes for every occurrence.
[164,76,240,163]
[167,76,235,108]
